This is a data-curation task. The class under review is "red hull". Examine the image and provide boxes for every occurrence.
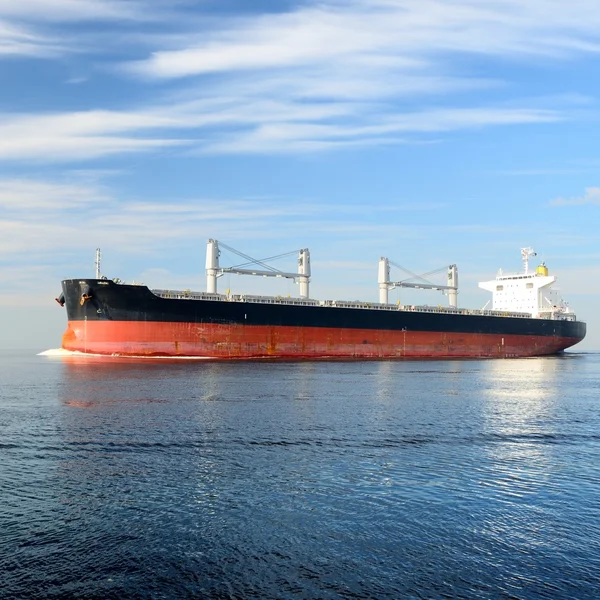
[62,320,579,359]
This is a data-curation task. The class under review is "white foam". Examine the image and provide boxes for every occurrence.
[37,348,215,360]
[38,348,77,356]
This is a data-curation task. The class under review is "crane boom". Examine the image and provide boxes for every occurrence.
[219,267,299,279]
[388,282,456,290]
[205,239,311,298]
[378,257,459,307]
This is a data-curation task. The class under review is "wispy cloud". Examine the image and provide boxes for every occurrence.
[114,0,598,154]
[65,76,88,85]
[0,178,111,209]
[125,0,600,80]
[550,187,600,206]
[5,0,600,67]
[0,102,562,161]
[0,176,335,262]
[0,175,510,270]
[0,0,596,157]
[201,106,560,154]
[0,0,172,23]
[0,19,63,57]
[495,168,593,176]
[0,110,190,161]
[0,0,187,59]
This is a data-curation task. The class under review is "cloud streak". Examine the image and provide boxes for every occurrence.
[0,103,562,161]
[0,0,174,23]
[550,187,600,206]
[126,0,600,80]
[0,110,190,161]
[0,19,63,57]
[0,0,190,59]
[0,176,339,262]
[0,0,596,158]
[0,178,111,209]
[115,0,598,154]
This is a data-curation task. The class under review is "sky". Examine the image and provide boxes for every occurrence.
[0,0,598,352]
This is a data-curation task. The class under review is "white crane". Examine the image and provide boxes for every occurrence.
[378,257,459,307]
[205,239,311,298]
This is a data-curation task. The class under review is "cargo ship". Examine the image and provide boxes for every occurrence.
[56,241,585,359]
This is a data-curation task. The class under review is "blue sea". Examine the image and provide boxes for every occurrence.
[2,350,600,599]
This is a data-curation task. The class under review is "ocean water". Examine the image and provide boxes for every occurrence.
[1,350,600,600]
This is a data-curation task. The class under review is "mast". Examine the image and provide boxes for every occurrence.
[521,247,537,275]
[206,239,220,293]
[298,249,310,299]
[378,257,390,304]
[447,264,458,308]
[95,248,101,279]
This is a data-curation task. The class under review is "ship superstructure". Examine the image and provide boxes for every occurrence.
[478,247,575,321]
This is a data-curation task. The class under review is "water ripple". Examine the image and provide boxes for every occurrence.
[2,352,600,599]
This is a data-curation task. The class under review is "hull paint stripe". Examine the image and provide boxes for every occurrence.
[62,320,580,359]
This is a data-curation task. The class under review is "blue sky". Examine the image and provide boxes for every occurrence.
[1,0,598,351]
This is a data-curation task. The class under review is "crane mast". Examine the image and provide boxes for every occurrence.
[205,239,311,298]
[378,257,459,307]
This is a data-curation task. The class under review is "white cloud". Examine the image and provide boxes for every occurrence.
[0,0,187,59]
[4,0,600,66]
[65,77,88,84]
[0,110,181,137]
[0,179,111,209]
[550,187,600,206]
[0,175,500,277]
[125,1,600,80]
[112,0,597,154]
[0,0,166,22]
[0,1,595,157]
[0,177,334,265]
[0,102,563,161]
[0,19,63,57]
[0,110,191,161]
[200,106,560,154]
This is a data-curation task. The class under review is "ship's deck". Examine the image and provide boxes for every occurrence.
[149,289,577,322]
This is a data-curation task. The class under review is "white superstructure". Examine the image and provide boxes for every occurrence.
[478,248,575,320]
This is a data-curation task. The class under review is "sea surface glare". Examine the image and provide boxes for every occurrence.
[1,351,600,599]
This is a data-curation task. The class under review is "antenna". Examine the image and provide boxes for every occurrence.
[520,247,537,275]
[95,248,101,279]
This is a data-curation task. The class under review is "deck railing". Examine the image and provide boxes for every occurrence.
[148,288,567,320]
